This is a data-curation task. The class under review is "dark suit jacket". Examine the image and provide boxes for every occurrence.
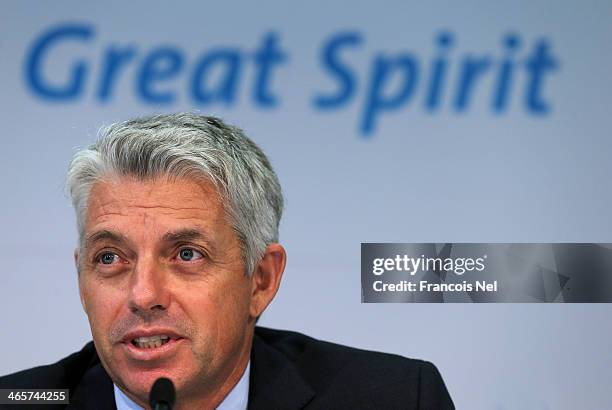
[0,327,454,409]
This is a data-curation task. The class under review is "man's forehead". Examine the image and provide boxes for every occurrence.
[87,176,221,212]
[83,175,227,234]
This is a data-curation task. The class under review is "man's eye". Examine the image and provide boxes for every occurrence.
[97,252,119,265]
[178,248,204,261]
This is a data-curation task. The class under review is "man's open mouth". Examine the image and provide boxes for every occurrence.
[131,335,171,349]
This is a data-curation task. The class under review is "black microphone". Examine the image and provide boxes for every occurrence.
[149,377,176,410]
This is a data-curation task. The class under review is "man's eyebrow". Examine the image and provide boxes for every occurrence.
[161,228,211,244]
[84,230,129,248]
[83,228,213,250]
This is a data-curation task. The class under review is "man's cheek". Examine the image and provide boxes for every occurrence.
[86,304,112,344]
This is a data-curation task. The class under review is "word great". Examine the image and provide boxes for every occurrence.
[25,24,287,108]
[24,24,559,136]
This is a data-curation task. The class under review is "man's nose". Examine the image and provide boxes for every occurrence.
[128,256,170,315]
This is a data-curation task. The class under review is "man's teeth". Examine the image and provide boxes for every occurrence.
[132,335,170,349]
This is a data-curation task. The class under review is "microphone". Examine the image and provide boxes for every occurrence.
[149,377,176,410]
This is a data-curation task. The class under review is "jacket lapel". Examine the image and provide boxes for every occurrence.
[67,362,117,410]
[248,334,315,410]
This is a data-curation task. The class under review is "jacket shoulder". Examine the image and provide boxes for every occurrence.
[254,327,454,409]
[0,342,98,390]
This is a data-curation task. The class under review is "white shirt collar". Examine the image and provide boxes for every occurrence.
[113,361,250,410]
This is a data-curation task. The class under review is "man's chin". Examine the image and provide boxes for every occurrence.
[108,341,194,402]
[112,361,196,408]
[120,368,178,399]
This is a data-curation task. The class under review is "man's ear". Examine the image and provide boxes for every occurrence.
[249,243,286,319]
[74,248,87,312]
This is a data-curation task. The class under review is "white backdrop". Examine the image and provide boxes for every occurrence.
[2,1,612,409]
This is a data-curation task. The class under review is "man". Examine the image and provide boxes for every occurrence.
[0,113,454,409]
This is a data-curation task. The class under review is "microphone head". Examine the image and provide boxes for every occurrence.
[149,377,176,409]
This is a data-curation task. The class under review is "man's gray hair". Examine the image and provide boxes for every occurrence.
[66,112,283,275]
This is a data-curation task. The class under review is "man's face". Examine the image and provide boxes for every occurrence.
[77,175,255,405]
